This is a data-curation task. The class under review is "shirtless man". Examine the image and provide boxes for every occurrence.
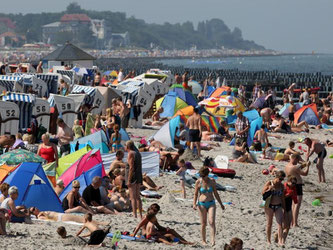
[254,124,269,149]
[186,107,202,156]
[76,213,110,246]
[260,108,273,126]
[0,135,15,152]
[125,140,143,218]
[285,154,310,227]
[29,207,107,225]
[304,138,326,183]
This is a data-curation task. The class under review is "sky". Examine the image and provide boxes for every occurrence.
[2,0,333,53]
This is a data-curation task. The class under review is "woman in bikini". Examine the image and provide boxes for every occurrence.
[262,170,286,246]
[193,167,225,246]
[110,124,123,152]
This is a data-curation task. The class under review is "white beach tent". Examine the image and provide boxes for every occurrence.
[14,75,48,98]
[2,93,36,131]
[70,85,105,115]
[13,73,61,95]
[54,67,79,86]
[95,86,120,115]
[0,75,48,98]
[117,80,156,114]
[134,75,168,95]
[67,94,87,112]
[0,100,19,135]
[48,94,76,128]
[32,98,51,131]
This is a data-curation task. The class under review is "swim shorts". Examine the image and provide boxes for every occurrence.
[189,129,201,142]
[285,196,293,212]
[289,112,294,121]
[295,184,304,196]
[87,229,109,245]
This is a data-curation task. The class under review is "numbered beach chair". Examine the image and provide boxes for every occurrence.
[0,100,19,135]
[48,94,76,134]
[2,93,35,132]
[33,98,51,131]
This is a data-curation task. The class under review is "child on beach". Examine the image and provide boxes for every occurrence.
[0,208,10,235]
[284,141,304,160]
[72,120,84,139]
[176,159,186,198]
[76,213,110,246]
[57,226,87,246]
[254,124,269,150]
[110,124,123,152]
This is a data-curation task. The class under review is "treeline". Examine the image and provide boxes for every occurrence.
[0,2,265,50]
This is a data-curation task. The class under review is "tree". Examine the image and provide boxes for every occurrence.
[66,2,83,14]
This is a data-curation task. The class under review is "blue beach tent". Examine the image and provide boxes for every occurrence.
[151,116,180,148]
[4,162,63,212]
[59,163,104,201]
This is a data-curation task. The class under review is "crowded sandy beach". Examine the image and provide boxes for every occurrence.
[0,41,332,250]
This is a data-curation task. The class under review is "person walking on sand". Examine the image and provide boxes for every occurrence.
[304,137,326,183]
[285,154,310,227]
[125,140,143,218]
[262,170,286,246]
[186,107,202,156]
[193,167,225,246]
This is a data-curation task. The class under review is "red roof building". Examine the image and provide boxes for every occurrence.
[60,14,91,23]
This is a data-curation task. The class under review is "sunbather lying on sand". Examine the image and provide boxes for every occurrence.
[29,207,107,225]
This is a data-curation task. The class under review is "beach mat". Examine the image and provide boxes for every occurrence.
[107,233,150,242]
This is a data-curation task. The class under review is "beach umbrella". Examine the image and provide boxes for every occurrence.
[0,149,45,166]
[200,96,245,116]
[188,80,202,95]
[199,96,235,108]
[110,70,118,77]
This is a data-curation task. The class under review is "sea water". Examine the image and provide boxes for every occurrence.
[159,54,333,74]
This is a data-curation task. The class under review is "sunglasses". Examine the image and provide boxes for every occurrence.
[74,186,80,189]
[30,207,37,213]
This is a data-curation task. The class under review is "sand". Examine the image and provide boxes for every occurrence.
[1,127,333,249]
